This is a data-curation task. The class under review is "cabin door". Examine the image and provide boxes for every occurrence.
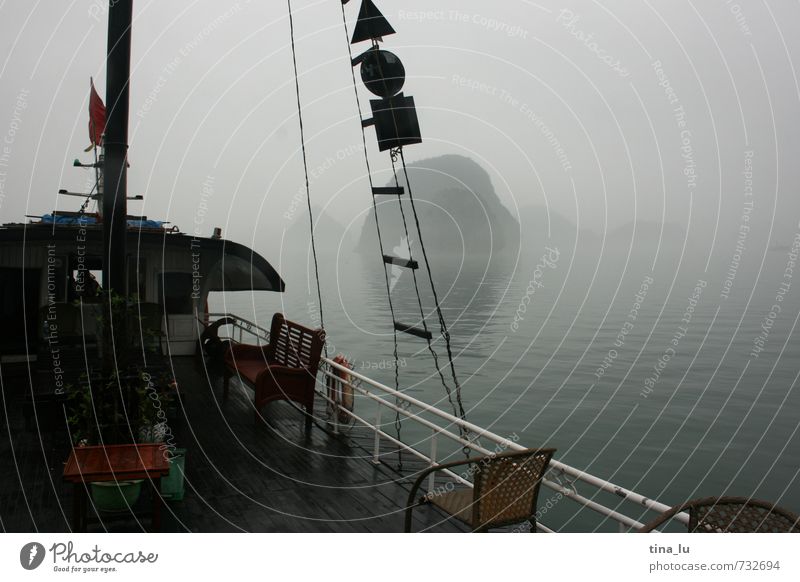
[0,267,41,357]
[157,272,198,356]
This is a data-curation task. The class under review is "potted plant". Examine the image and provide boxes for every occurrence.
[66,369,177,511]
[65,291,183,511]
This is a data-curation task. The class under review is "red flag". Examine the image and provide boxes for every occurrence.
[88,77,106,149]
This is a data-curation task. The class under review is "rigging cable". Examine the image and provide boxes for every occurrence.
[397,148,466,420]
[338,6,405,469]
[388,149,466,430]
[287,0,326,351]
[338,4,471,459]
[79,143,102,216]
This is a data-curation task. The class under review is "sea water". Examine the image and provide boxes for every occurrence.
[210,244,800,531]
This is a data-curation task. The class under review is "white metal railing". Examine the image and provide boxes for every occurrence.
[209,313,689,532]
[206,312,271,345]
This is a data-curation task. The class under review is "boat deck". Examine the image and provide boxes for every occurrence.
[0,356,468,533]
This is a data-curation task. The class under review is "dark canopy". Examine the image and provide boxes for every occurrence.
[0,222,285,293]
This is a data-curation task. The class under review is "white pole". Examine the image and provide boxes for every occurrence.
[372,404,382,465]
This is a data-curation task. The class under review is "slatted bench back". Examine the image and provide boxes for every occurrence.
[267,313,325,372]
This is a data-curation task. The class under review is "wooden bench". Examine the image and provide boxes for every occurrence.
[222,313,325,429]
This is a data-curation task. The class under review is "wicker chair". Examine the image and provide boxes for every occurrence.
[639,496,800,533]
[404,448,555,533]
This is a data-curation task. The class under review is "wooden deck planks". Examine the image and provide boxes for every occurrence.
[0,357,469,533]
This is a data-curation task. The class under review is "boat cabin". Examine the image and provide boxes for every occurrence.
[0,211,284,361]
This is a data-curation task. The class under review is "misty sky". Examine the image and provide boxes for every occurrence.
[1,0,799,260]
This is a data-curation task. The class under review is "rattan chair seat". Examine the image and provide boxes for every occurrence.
[404,448,556,532]
[427,489,474,524]
[640,496,800,533]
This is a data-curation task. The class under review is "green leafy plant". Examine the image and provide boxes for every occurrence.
[66,369,178,446]
[66,290,177,446]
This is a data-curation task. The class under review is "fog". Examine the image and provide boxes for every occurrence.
[3,1,800,535]
[1,1,799,268]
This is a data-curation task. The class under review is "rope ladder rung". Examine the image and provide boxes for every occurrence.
[394,321,434,340]
[383,254,418,269]
[372,186,403,196]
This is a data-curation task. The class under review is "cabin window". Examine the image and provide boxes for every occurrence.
[71,268,102,300]
[70,255,103,301]
[157,272,194,315]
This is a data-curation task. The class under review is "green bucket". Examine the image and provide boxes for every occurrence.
[90,480,143,512]
[160,448,186,501]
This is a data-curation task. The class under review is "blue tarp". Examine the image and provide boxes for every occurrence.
[127,219,165,229]
[39,214,165,229]
[40,214,97,225]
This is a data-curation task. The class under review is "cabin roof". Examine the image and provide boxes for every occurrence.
[0,221,285,293]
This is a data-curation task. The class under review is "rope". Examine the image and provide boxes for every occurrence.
[398,148,467,423]
[339,4,403,469]
[339,3,471,458]
[82,105,102,216]
[389,150,464,427]
[78,144,100,216]
[287,0,326,352]
[77,179,98,216]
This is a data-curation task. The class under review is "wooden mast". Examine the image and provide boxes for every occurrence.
[102,0,132,368]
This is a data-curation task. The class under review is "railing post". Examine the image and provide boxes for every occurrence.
[331,366,340,436]
[317,354,675,531]
[427,431,438,493]
[372,404,382,465]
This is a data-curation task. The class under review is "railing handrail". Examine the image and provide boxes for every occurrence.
[205,312,271,344]
[208,312,688,530]
[316,365,648,531]
[321,356,686,526]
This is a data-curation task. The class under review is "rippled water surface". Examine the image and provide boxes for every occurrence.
[211,246,800,530]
